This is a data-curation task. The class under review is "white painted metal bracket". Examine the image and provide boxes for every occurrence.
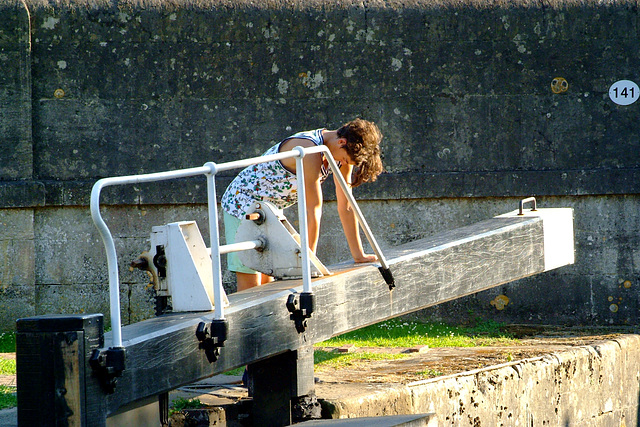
[236,201,331,279]
[149,221,230,312]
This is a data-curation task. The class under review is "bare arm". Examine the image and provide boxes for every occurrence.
[334,164,377,263]
[302,153,324,253]
[279,138,324,252]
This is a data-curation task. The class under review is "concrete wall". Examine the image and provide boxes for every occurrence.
[321,334,640,425]
[1,0,640,331]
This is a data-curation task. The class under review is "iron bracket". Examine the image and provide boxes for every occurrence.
[89,346,126,394]
[518,197,537,215]
[286,292,316,333]
[196,319,229,363]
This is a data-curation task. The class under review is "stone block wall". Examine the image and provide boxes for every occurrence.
[1,0,639,330]
[322,334,640,425]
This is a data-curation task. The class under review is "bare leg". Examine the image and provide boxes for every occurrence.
[236,272,273,292]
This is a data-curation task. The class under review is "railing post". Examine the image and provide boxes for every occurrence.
[90,180,124,348]
[205,162,225,320]
[292,147,313,294]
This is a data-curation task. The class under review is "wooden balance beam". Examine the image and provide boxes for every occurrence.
[16,207,574,426]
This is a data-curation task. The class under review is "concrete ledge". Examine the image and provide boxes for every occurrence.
[320,384,415,420]
[301,413,437,426]
[319,334,640,424]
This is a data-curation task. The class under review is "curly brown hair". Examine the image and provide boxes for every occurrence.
[337,118,384,187]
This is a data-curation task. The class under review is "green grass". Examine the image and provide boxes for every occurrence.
[0,333,16,353]
[223,366,245,376]
[221,319,515,376]
[314,350,408,370]
[223,350,412,377]
[0,386,16,410]
[169,397,203,415]
[0,348,17,410]
[316,318,516,348]
[312,319,517,379]
[0,358,16,376]
[418,368,445,377]
[0,332,17,386]
[0,333,18,411]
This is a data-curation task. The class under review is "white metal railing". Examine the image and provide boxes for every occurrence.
[91,145,391,348]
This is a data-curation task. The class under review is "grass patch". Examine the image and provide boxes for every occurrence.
[0,333,16,353]
[223,348,413,377]
[316,319,516,348]
[223,366,245,376]
[418,368,445,378]
[0,335,17,410]
[169,397,203,415]
[0,358,16,376]
[0,386,16,410]
[314,350,408,371]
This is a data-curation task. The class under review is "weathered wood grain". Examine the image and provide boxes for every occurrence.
[17,212,564,425]
[16,314,103,426]
[97,215,546,415]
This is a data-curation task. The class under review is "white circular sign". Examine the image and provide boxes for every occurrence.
[609,80,639,105]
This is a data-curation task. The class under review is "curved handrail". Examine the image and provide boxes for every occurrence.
[90,146,393,348]
[91,165,214,347]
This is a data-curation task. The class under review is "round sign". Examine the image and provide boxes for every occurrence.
[609,80,639,105]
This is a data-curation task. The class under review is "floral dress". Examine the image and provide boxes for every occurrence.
[221,129,336,219]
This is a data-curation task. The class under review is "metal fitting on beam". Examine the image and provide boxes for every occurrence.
[286,292,316,333]
[89,346,126,394]
[196,319,229,363]
[518,197,537,215]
